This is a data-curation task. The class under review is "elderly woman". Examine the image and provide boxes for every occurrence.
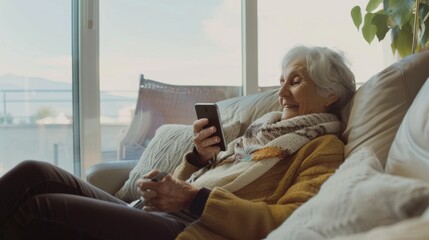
[0,45,355,240]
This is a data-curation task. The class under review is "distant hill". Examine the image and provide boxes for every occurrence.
[0,74,72,90]
[0,74,136,124]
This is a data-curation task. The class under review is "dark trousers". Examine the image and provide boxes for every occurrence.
[0,160,188,240]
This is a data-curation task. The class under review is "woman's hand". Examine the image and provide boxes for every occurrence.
[136,169,200,212]
[193,118,221,163]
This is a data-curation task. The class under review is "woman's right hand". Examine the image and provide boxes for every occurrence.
[192,118,221,164]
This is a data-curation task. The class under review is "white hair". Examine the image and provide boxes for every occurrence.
[281,45,356,116]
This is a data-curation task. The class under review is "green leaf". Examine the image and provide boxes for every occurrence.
[386,15,397,28]
[372,13,390,41]
[366,0,383,12]
[391,24,413,57]
[385,0,415,27]
[351,6,363,30]
[362,13,377,43]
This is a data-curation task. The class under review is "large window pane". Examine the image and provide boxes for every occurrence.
[258,0,394,87]
[99,0,242,160]
[0,1,73,175]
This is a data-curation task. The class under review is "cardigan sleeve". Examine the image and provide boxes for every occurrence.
[173,151,203,181]
[188,136,344,240]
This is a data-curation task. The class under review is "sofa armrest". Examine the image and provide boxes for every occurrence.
[86,160,138,195]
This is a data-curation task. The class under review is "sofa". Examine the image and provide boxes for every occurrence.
[86,51,429,239]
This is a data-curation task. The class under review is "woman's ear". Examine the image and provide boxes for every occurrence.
[325,94,339,107]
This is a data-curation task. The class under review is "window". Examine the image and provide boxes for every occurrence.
[258,0,394,87]
[99,0,242,160]
[0,0,73,175]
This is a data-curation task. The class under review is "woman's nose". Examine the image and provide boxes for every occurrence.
[278,84,290,97]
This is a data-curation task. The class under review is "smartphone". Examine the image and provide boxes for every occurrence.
[195,103,227,151]
[151,172,168,182]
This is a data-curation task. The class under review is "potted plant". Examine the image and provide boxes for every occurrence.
[351,0,429,57]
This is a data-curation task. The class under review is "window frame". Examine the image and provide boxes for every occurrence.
[74,0,101,177]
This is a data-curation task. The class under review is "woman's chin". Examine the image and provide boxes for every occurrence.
[281,111,298,120]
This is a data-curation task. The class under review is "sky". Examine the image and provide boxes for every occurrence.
[0,0,71,83]
[0,0,392,92]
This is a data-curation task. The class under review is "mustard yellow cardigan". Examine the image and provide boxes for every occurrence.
[174,134,344,240]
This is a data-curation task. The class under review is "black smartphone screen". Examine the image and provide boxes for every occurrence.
[195,103,227,151]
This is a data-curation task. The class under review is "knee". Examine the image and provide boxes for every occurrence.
[14,160,55,176]
[16,160,52,169]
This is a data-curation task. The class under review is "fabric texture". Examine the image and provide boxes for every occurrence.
[385,77,429,182]
[188,112,340,193]
[115,121,241,202]
[175,135,345,240]
[265,147,429,240]
[330,218,429,240]
[341,51,429,166]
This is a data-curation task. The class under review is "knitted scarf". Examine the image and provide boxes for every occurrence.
[189,112,341,192]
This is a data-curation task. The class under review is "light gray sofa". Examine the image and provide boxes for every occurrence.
[87,51,429,239]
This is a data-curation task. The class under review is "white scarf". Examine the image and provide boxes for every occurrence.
[189,112,340,192]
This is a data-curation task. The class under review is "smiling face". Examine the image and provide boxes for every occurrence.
[278,58,338,120]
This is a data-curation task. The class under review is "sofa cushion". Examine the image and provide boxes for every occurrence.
[341,52,429,166]
[114,121,240,202]
[385,77,429,181]
[265,147,429,240]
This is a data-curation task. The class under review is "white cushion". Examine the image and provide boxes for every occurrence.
[385,77,429,181]
[265,147,429,240]
[114,121,240,202]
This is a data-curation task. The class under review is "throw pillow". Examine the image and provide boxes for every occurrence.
[265,147,429,240]
[115,121,241,202]
[385,77,429,182]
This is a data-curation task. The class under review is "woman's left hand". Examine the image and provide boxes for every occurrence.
[136,169,201,212]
